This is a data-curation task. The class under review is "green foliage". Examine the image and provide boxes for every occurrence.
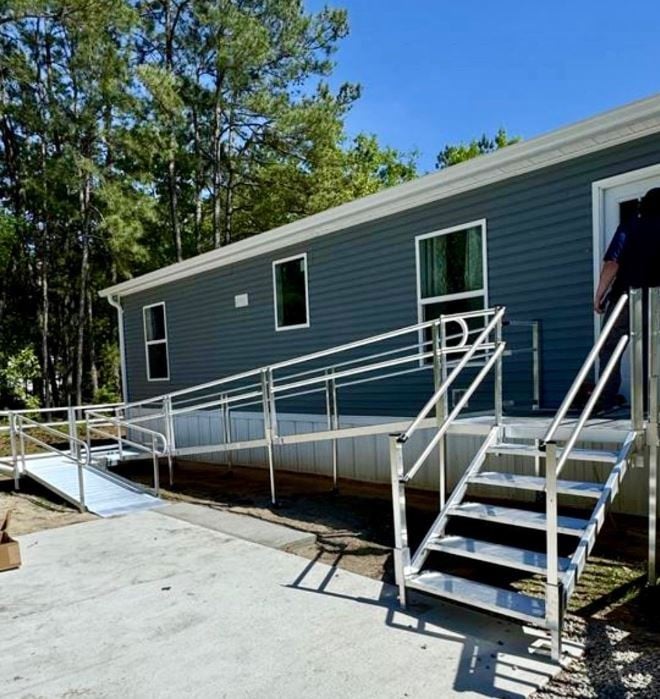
[436,128,520,169]
[1,347,40,408]
[0,0,419,409]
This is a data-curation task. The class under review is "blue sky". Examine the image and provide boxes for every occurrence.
[306,1,660,172]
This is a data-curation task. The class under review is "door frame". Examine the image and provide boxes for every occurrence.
[591,162,660,359]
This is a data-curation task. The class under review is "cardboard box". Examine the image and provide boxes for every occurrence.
[0,512,21,572]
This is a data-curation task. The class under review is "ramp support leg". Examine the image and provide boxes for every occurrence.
[325,369,339,491]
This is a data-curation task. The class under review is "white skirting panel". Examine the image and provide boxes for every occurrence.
[129,407,647,517]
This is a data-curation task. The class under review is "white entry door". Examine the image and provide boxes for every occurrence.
[594,165,660,400]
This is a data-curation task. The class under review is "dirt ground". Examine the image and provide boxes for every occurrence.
[3,457,660,697]
[0,479,94,535]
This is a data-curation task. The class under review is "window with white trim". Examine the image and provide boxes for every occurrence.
[416,220,488,347]
[273,253,310,330]
[143,302,170,381]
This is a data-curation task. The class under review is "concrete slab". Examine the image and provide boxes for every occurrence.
[158,501,316,550]
[1,513,568,698]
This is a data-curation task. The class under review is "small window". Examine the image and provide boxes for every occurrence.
[143,303,170,381]
[416,220,488,351]
[273,253,310,330]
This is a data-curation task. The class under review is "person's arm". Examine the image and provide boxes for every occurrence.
[594,225,627,314]
[594,260,618,314]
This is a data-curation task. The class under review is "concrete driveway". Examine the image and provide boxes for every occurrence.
[1,508,566,698]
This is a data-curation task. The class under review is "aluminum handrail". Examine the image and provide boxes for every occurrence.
[402,343,506,483]
[543,293,629,444]
[120,316,454,412]
[122,366,264,409]
[87,424,166,457]
[85,409,169,453]
[268,314,473,372]
[553,334,629,476]
[15,414,92,462]
[121,308,501,417]
[398,307,505,443]
[0,402,122,418]
[274,324,490,386]
[15,413,92,510]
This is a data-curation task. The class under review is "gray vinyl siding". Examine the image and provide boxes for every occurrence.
[122,133,660,414]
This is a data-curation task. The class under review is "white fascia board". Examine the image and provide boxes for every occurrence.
[100,93,660,299]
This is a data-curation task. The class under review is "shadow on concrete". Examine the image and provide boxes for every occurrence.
[286,548,560,699]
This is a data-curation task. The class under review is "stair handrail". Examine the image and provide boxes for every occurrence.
[552,334,629,476]
[401,343,506,484]
[542,329,630,660]
[542,292,629,445]
[398,306,506,444]
[15,413,91,511]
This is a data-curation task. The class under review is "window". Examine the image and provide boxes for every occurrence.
[273,253,310,330]
[143,302,170,381]
[416,220,488,348]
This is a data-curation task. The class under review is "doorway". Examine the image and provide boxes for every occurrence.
[592,163,660,400]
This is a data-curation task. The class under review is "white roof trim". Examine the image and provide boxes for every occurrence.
[101,93,660,298]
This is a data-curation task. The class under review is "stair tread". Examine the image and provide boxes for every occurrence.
[426,535,570,574]
[471,471,604,498]
[407,570,546,624]
[449,502,588,536]
[489,442,618,463]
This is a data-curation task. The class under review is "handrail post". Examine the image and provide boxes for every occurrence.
[532,320,541,410]
[17,416,27,475]
[67,406,78,460]
[115,407,123,460]
[85,412,93,462]
[495,307,503,425]
[261,369,276,506]
[221,393,233,469]
[164,396,174,486]
[9,413,19,490]
[630,288,644,433]
[389,435,410,608]
[648,287,660,585]
[433,320,447,510]
[267,368,278,440]
[544,441,562,661]
[152,435,160,496]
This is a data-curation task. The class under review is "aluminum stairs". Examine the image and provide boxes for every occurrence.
[24,454,162,517]
[403,428,634,630]
[389,291,650,662]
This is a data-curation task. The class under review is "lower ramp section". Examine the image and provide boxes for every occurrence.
[24,456,161,517]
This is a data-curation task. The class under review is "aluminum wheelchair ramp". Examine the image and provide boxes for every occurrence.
[24,456,162,517]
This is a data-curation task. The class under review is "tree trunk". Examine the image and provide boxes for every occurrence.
[212,90,222,249]
[75,169,92,406]
[87,287,98,398]
[165,0,182,262]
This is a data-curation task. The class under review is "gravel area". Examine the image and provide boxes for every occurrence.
[535,613,660,698]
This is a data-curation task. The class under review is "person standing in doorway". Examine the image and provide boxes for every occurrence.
[594,187,660,412]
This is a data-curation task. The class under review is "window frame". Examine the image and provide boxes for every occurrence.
[142,301,170,382]
[272,252,311,332]
[415,218,489,350]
